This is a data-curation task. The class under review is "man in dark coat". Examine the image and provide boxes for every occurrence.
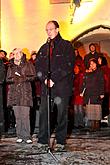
[84,43,100,71]
[35,20,75,151]
[0,53,6,137]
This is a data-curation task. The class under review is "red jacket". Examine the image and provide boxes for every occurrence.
[71,72,84,105]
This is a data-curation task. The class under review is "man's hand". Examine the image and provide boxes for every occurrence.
[100,95,104,99]
[44,79,54,87]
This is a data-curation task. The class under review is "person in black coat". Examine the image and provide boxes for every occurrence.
[98,55,110,119]
[35,20,75,151]
[80,58,104,131]
[84,43,100,71]
[29,52,41,135]
[0,54,6,137]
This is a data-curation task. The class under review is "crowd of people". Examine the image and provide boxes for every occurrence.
[0,20,110,152]
[70,43,110,133]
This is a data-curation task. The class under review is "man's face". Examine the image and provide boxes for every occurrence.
[0,51,5,59]
[45,22,59,39]
[89,45,96,53]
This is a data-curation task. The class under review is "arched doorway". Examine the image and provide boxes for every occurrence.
[71,25,110,127]
[71,25,110,66]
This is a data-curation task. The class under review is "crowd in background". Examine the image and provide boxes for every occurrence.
[69,43,110,133]
[0,42,110,141]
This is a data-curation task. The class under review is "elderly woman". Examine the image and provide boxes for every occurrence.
[6,48,36,143]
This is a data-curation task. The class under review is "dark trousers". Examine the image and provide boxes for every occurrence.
[38,96,69,145]
[74,105,84,127]
[102,93,109,118]
[0,87,4,135]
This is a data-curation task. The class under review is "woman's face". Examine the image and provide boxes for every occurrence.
[13,49,23,61]
[31,54,36,60]
[9,52,14,60]
[89,61,97,71]
[75,49,79,56]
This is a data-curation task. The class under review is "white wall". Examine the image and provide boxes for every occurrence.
[1,0,110,58]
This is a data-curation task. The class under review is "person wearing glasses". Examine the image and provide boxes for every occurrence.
[35,20,75,151]
[6,48,36,144]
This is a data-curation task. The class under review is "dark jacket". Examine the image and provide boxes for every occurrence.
[81,68,104,104]
[84,51,99,69]
[35,33,75,98]
[100,65,110,94]
[0,59,6,132]
[29,58,41,97]
[0,59,5,85]
[6,55,36,107]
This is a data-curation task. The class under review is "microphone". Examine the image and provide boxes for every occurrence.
[37,71,42,78]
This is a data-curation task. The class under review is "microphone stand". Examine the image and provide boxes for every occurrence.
[46,38,59,164]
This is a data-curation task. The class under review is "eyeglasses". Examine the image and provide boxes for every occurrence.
[46,28,56,32]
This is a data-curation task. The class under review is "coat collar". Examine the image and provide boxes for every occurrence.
[52,33,62,45]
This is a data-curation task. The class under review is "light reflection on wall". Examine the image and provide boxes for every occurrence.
[1,0,52,57]
[64,0,105,41]
[0,0,108,56]
[11,0,24,18]
[71,0,98,24]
